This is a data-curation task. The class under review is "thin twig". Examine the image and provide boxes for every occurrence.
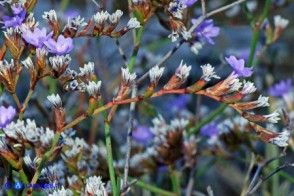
[122,84,137,191]
[120,179,138,195]
[186,166,197,196]
[201,0,206,16]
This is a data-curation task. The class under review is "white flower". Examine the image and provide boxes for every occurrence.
[79,62,94,77]
[168,1,186,19]
[67,175,79,186]
[149,66,165,84]
[25,13,39,28]
[0,139,9,153]
[240,81,256,94]
[49,55,71,71]
[0,59,15,72]
[49,187,73,196]
[127,17,141,29]
[190,42,203,55]
[121,67,137,85]
[36,47,48,58]
[93,11,109,25]
[264,110,280,123]
[274,15,289,29]
[170,118,189,130]
[175,60,192,80]
[43,10,57,22]
[47,94,62,108]
[66,15,87,30]
[253,95,269,107]
[23,155,40,169]
[109,10,123,24]
[85,176,107,196]
[86,81,102,98]
[270,130,290,147]
[168,31,179,42]
[200,64,220,81]
[229,78,242,92]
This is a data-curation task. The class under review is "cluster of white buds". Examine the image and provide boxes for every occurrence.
[47,94,62,108]
[49,55,72,75]
[85,176,107,196]
[79,62,95,78]
[168,0,187,19]
[149,65,165,87]
[264,110,281,123]
[66,15,87,30]
[43,10,58,23]
[190,42,203,55]
[86,81,102,99]
[127,18,141,29]
[0,59,16,92]
[240,81,257,95]
[109,10,123,24]
[49,187,73,196]
[93,10,109,26]
[22,56,34,70]
[24,13,39,29]
[200,64,220,82]
[164,60,191,90]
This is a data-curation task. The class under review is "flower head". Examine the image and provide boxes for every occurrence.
[240,81,256,95]
[200,122,219,137]
[149,66,165,86]
[264,110,280,123]
[49,187,73,196]
[200,64,220,81]
[22,27,53,48]
[47,94,62,108]
[270,130,290,147]
[0,105,16,129]
[85,176,107,196]
[132,125,153,144]
[44,35,74,55]
[127,17,141,29]
[274,15,289,29]
[192,18,220,45]
[225,55,253,77]
[86,81,102,99]
[1,5,26,29]
[269,79,291,97]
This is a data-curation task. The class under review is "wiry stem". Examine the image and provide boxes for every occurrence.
[122,84,137,190]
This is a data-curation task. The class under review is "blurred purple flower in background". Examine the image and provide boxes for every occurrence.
[64,9,80,19]
[165,94,190,112]
[200,122,219,137]
[179,0,197,7]
[225,55,253,77]
[0,105,16,129]
[191,18,220,45]
[0,5,26,28]
[132,125,153,144]
[44,35,74,55]
[269,79,292,97]
[22,27,53,48]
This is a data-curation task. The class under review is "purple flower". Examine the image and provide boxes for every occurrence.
[178,0,197,7]
[192,18,220,45]
[64,9,80,20]
[200,122,219,137]
[44,35,74,55]
[165,94,190,112]
[269,79,292,97]
[132,125,153,144]
[0,5,26,29]
[0,105,16,129]
[22,27,53,48]
[225,55,253,77]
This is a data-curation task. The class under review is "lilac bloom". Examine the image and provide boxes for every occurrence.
[165,94,190,112]
[269,79,292,97]
[192,17,220,45]
[64,9,80,19]
[200,122,219,137]
[178,0,197,7]
[132,125,153,144]
[22,27,53,48]
[44,35,74,55]
[225,55,253,77]
[0,5,26,29]
[0,105,16,129]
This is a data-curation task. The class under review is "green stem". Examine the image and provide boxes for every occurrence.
[104,122,118,196]
[19,89,34,120]
[7,165,13,196]
[30,132,61,185]
[128,27,144,72]
[19,169,29,184]
[168,165,181,195]
[12,93,21,111]
[133,179,178,196]
[246,0,271,68]
[189,104,228,136]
